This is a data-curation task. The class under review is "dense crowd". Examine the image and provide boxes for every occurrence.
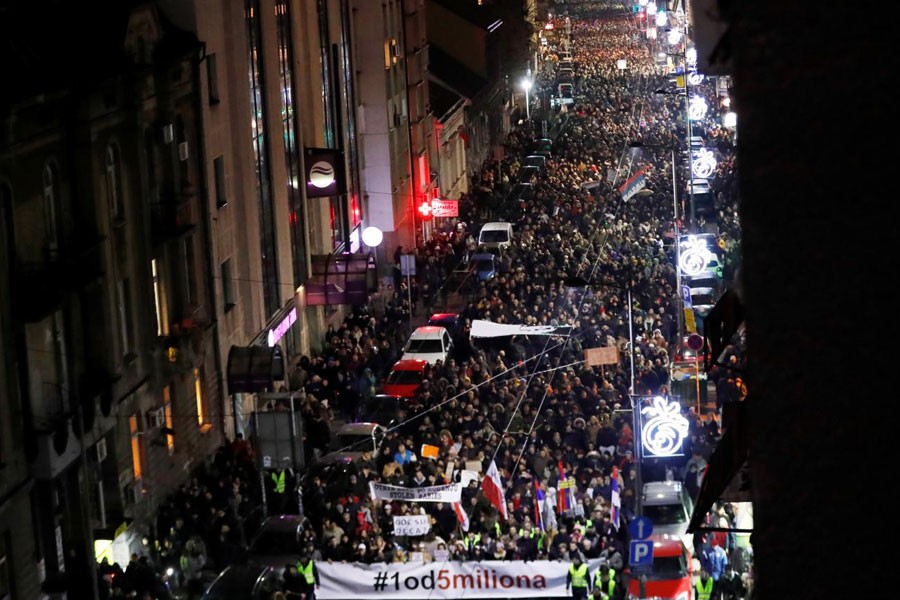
[98,9,751,600]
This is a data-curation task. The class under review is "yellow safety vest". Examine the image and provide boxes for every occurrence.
[297,560,315,585]
[696,577,714,600]
[569,563,589,588]
[272,470,286,494]
[593,571,616,597]
[464,534,481,550]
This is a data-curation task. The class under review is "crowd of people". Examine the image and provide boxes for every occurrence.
[98,7,751,600]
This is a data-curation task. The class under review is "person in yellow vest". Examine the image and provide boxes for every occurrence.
[592,563,621,600]
[566,553,591,600]
[269,458,294,514]
[695,568,715,600]
[296,550,320,600]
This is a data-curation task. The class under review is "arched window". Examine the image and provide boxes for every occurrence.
[106,144,125,223]
[42,163,59,256]
[0,181,14,263]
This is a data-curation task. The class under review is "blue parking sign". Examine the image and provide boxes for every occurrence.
[630,540,654,566]
[628,516,653,540]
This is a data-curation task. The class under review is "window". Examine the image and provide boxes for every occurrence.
[0,531,11,599]
[194,368,209,428]
[207,52,220,104]
[275,0,308,285]
[42,163,59,256]
[129,414,143,480]
[221,258,234,311]
[144,129,157,202]
[384,38,399,69]
[106,145,125,223]
[184,236,197,308]
[246,0,280,317]
[163,386,174,454]
[213,155,227,208]
[117,278,133,358]
[52,310,69,393]
[151,259,169,336]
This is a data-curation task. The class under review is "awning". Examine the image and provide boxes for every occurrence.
[226,345,285,394]
[687,398,752,533]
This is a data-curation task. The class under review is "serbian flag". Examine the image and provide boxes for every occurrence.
[557,461,574,514]
[611,466,621,530]
[534,479,546,531]
[482,460,508,520]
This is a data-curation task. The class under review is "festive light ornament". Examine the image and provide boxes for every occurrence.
[691,148,717,178]
[641,396,690,457]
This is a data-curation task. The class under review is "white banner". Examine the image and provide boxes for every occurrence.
[469,320,572,338]
[318,559,606,599]
[392,515,431,537]
[370,482,462,503]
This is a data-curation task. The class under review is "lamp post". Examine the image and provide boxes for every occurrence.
[628,141,684,347]
[520,75,533,122]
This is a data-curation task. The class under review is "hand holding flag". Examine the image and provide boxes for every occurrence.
[482,460,508,520]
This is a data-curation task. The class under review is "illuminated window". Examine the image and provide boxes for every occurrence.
[129,414,143,480]
[194,368,208,428]
[384,38,399,69]
[152,259,169,336]
[163,386,174,453]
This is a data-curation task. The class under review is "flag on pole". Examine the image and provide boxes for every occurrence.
[482,460,508,520]
[533,479,545,531]
[611,466,621,530]
[557,461,575,515]
[453,500,470,532]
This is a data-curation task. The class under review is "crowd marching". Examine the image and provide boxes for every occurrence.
[98,5,752,600]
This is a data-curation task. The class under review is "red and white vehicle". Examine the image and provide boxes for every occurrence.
[626,534,694,600]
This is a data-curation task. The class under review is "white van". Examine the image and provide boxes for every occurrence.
[478,222,514,251]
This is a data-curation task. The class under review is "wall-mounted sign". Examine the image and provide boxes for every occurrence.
[304,147,345,198]
[431,199,459,217]
[267,307,297,347]
[640,396,690,457]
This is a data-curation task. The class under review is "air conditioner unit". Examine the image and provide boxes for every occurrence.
[162,123,174,144]
[146,408,164,429]
[178,142,190,161]
[96,438,107,462]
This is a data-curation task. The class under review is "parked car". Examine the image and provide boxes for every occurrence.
[382,359,428,397]
[245,515,306,569]
[626,535,694,600]
[317,422,387,465]
[401,325,454,365]
[640,480,694,547]
[477,222,514,252]
[523,154,548,175]
[470,252,499,282]
[201,564,284,600]
[518,164,540,184]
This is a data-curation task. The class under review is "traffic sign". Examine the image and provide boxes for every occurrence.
[681,285,692,308]
[629,540,654,566]
[628,516,653,540]
[687,333,704,351]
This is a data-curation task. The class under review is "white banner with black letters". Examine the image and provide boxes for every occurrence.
[318,559,606,599]
[392,515,431,537]
[369,482,462,503]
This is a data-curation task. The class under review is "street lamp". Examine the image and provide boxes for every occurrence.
[628,140,684,346]
[520,76,533,121]
[654,87,695,231]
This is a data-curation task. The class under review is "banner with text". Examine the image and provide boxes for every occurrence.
[318,559,606,599]
[392,515,431,537]
[370,482,462,503]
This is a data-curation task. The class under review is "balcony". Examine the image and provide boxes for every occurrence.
[150,190,196,246]
[12,234,105,322]
[31,383,81,480]
[158,318,207,378]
